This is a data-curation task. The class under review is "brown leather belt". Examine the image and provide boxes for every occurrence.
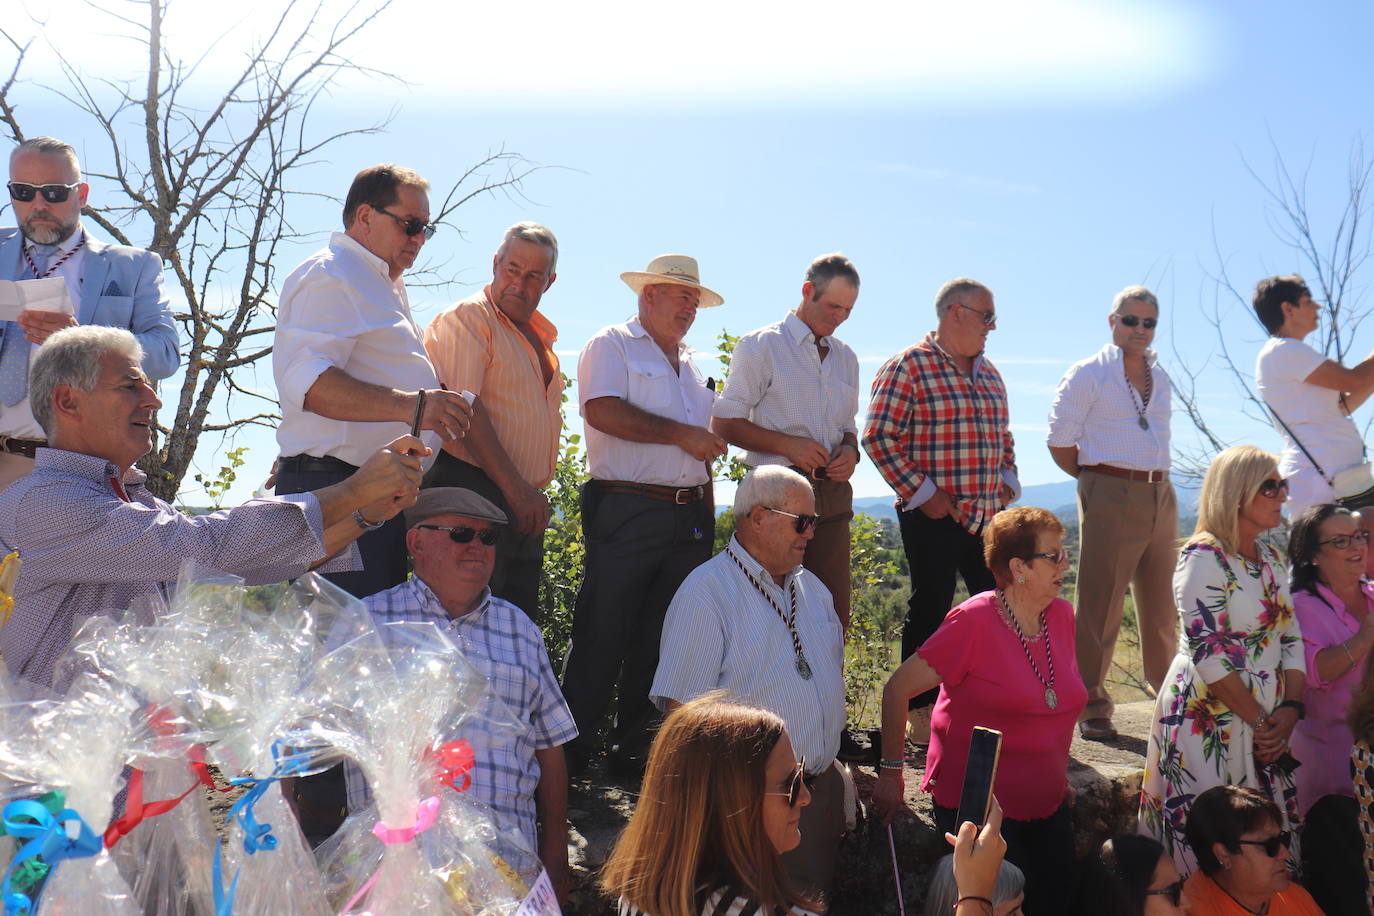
[0,436,46,459]
[1081,464,1168,484]
[592,479,707,504]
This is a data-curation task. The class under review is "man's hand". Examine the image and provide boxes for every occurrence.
[418,389,474,442]
[675,425,728,462]
[999,482,1015,505]
[17,309,77,345]
[920,487,963,522]
[823,443,859,482]
[350,435,427,511]
[505,481,552,535]
[784,436,831,473]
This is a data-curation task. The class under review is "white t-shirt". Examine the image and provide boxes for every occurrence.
[1256,336,1366,479]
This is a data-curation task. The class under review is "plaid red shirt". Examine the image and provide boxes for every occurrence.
[862,332,1016,534]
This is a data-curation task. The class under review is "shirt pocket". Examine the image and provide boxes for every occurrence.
[829,378,858,431]
[628,359,674,411]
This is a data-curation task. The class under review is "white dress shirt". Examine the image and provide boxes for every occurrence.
[1,230,87,440]
[273,232,440,467]
[578,317,715,486]
[650,536,846,769]
[1046,343,1172,471]
[711,311,859,467]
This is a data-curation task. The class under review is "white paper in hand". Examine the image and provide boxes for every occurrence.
[0,278,76,322]
[515,869,561,916]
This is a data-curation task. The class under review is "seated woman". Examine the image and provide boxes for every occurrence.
[873,506,1087,915]
[1081,834,1185,916]
[1180,785,1323,915]
[1137,445,1305,874]
[1285,503,1372,915]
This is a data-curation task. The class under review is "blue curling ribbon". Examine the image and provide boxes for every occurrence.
[1,799,102,916]
[212,742,314,916]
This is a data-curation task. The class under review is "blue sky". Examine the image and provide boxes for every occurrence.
[7,0,1374,506]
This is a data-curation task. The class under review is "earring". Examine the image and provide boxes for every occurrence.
[1016,576,1025,584]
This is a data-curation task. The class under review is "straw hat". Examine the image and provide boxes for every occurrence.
[620,254,724,308]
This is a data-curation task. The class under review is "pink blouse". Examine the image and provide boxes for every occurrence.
[917,591,1087,821]
[1291,579,1374,814]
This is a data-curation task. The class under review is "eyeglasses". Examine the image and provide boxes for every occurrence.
[1236,830,1290,858]
[1115,314,1158,330]
[1143,880,1183,907]
[373,205,437,240]
[1257,478,1290,499]
[1320,530,1372,550]
[7,181,82,203]
[1024,548,1070,565]
[764,757,811,808]
[764,507,819,534]
[955,302,996,326]
[414,524,502,546]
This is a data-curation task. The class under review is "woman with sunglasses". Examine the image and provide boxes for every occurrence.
[873,506,1087,915]
[1080,834,1187,916]
[1253,274,1374,518]
[1284,504,1373,915]
[1138,446,1306,874]
[1180,785,1322,915]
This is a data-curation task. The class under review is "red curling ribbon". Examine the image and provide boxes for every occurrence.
[104,766,204,849]
[431,739,475,793]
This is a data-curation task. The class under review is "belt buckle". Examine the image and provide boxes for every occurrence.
[675,487,692,505]
[0,435,9,454]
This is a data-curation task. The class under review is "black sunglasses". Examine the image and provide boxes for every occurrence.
[1115,314,1158,329]
[764,507,819,534]
[765,757,812,808]
[373,205,437,240]
[1258,478,1290,499]
[7,181,82,203]
[1236,830,1290,858]
[955,302,996,326]
[414,524,502,546]
[1143,880,1183,907]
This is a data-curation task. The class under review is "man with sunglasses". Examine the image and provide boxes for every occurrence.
[422,223,562,620]
[345,486,577,903]
[1047,286,1176,742]
[652,465,847,909]
[863,277,1018,744]
[0,137,179,490]
[273,163,475,600]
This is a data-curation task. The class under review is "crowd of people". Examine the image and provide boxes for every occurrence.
[4,133,1374,914]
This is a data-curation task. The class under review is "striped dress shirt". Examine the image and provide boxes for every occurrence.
[650,537,845,769]
[423,290,564,488]
[862,333,1018,535]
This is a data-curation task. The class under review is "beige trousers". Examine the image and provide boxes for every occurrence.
[1073,469,1179,721]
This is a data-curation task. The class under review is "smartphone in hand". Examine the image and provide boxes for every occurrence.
[955,726,1003,829]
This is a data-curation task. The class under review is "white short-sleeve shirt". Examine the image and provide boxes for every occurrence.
[1256,336,1366,479]
[577,317,715,486]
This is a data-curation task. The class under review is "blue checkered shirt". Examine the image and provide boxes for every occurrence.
[345,578,577,851]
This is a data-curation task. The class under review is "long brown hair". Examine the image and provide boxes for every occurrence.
[600,693,794,916]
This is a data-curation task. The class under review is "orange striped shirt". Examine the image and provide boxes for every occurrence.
[423,289,564,488]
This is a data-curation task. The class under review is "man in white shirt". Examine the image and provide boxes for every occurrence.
[272,163,474,599]
[560,255,727,777]
[711,253,861,630]
[1253,274,1374,518]
[1047,286,1176,740]
[0,137,179,489]
[651,466,847,910]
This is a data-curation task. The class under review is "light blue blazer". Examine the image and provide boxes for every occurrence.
[0,226,180,380]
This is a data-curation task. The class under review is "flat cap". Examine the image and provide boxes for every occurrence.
[403,487,508,528]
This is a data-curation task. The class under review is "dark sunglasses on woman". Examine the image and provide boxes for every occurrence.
[1258,478,1289,499]
[1237,830,1290,858]
[765,757,814,808]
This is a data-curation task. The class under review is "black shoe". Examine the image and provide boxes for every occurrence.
[836,727,872,765]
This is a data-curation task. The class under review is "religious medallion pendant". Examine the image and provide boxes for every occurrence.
[1045,687,1058,709]
[1138,416,1149,431]
[796,653,814,680]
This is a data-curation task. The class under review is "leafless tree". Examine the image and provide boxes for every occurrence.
[0,0,541,501]
[1170,135,1374,484]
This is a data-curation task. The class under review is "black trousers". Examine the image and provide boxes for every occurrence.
[560,484,713,759]
[1300,794,1365,916]
[898,509,995,707]
[935,801,1078,916]
[274,462,409,600]
[423,451,544,620]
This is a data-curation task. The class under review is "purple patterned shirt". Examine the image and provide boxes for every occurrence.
[0,448,331,688]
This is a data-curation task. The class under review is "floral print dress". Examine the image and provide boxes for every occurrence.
[1138,540,1306,875]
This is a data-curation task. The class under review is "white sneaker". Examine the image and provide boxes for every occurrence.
[906,706,933,745]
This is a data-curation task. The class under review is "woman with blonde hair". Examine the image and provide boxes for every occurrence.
[1138,445,1306,874]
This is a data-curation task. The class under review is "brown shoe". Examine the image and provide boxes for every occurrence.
[1079,717,1118,741]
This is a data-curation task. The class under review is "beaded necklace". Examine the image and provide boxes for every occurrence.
[996,588,1057,709]
[726,546,812,680]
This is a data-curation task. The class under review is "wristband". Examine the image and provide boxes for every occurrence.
[352,509,385,532]
[879,760,904,770]
[1277,700,1306,720]
[954,896,994,913]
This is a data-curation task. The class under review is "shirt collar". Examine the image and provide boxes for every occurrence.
[331,231,401,288]
[407,574,493,623]
[784,311,828,348]
[33,446,146,489]
[480,286,559,347]
[726,534,801,589]
[625,316,693,358]
[24,225,85,259]
[1103,342,1157,367]
[923,331,985,378]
